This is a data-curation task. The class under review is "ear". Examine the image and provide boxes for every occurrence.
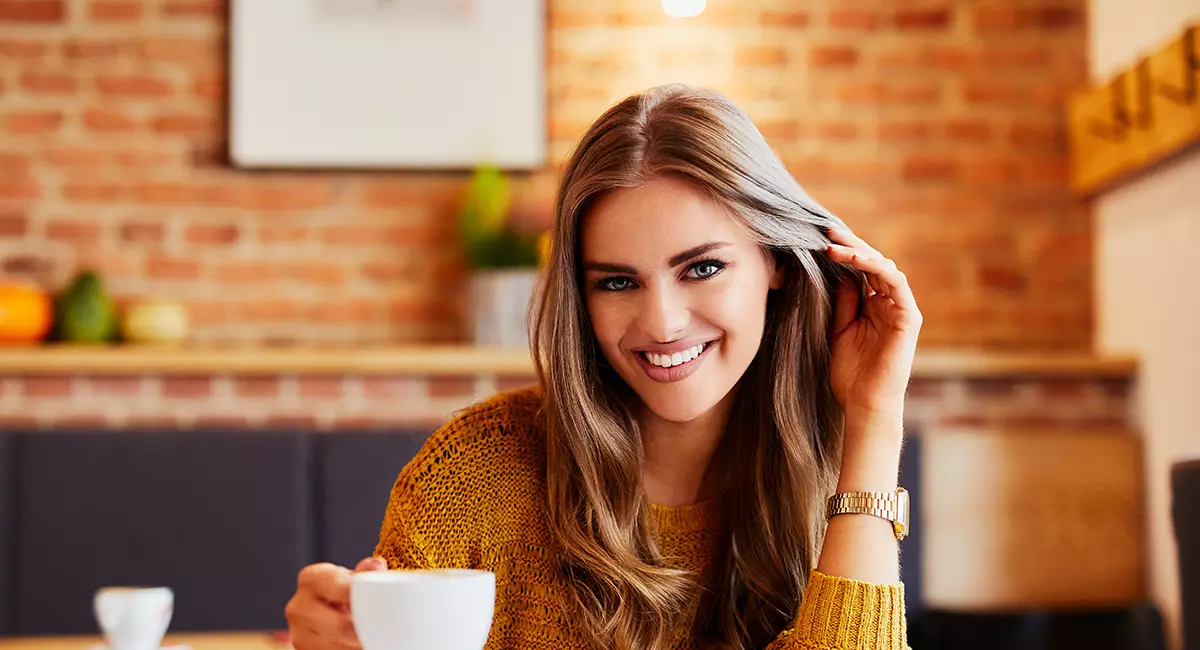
[768,252,785,290]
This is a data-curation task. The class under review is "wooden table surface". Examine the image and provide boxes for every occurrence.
[0,632,289,650]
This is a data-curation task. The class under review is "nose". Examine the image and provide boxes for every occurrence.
[638,281,690,343]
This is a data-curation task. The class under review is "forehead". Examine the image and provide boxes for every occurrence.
[580,175,750,261]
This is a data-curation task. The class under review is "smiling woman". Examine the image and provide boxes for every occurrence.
[286,84,921,650]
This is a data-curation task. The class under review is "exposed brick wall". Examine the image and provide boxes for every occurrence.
[0,0,1090,348]
[0,371,1136,433]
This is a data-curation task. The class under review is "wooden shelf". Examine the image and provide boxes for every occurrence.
[0,345,1138,378]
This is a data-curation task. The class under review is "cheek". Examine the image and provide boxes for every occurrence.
[585,296,624,350]
[706,278,771,342]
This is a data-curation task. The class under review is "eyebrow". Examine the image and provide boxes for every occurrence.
[583,241,731,274]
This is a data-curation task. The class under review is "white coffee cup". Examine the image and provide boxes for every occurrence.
[94,587,174,650]
[351,569,495,650]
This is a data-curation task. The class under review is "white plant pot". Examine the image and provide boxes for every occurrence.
[468,269,537,348]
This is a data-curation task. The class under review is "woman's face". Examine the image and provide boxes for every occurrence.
[581,175,781,424]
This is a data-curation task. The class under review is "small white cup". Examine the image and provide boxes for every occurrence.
[351,569,495,650]
[94,587,173,650]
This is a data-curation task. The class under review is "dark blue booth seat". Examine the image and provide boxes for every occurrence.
[12,430,314,634]
[0,433,13,635]
[1174,458,1200,650]
[314,429,435,569]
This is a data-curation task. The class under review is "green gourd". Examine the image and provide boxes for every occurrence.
[56,270,117,343]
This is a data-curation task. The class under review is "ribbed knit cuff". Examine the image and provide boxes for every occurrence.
[785,569,907,650]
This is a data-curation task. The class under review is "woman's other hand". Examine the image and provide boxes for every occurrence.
[285,557,387,650]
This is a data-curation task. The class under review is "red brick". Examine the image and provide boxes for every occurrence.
[1039,6,1083,29]
[331,416,385,430]
[879,122,930,142]
[496,375,537,393]
[906,378,944,398]
[311,301,379,324]
[119,220,164,243]
[90,0,142,21]
[150,113,214,134]
[63,38,126,59]
[734,45,788,67]
[21,72,77,94]
[0,213,28,237]
[192,74,224,99]
[894,9,951,29]
[90,375,144,395]
[298,377,344,399]
[238,184,333,211]
[258,225,308,244]
[216,261,277,283]
[0,180,39,199]
[963,82,1028,106]
[1009,121,1063,148]
[362,376,424,399]
[63,183,128,203]
[978,264,1028,291]
[138,37,215,63]
[44,148,104,169]
[0,415,40,429]
[1036,379,1090,398]
[945,119,991,142]
[146,256,200,279]
[0,38,48,58]
[429,376,477,399]
[82,108,138,132]
[902,155,958,182]
[761,11,808,27]
[810,45,858,67]
[161,375,211,398]
[96,74,173,98]
[0,153,29,173]
[161,0,223,18]
[117,150,175,167]
[46,219,103,241]
[184,223,239,244]
[290,262,346,286]
[756,120,799,140]
[838,82,940,105]
[0,0,64,22]
[234,377,279,398]
[816,121,858,141]
[22,376,73,398]
[828,10,880,30]
[7,110,63,134]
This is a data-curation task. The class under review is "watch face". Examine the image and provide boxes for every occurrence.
[895,488,910,539]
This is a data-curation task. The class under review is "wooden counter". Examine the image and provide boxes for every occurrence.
[0,344,1138,378]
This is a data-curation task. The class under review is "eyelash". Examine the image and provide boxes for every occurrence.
[594,258,728,292]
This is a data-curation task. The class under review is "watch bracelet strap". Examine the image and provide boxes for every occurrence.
[826,491,901,521]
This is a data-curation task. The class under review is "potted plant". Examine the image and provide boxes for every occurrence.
[458,165,542,348]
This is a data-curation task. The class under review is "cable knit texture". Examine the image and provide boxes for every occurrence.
[375,387,907,650]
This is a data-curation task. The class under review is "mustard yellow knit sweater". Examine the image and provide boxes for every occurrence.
[375,387,907,649]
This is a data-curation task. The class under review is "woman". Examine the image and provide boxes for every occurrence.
[286,85,921,650]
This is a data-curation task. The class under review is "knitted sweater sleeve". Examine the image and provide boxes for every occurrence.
[766,569,908,650]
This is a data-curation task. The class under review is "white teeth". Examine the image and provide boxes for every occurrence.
[643,343,708,369]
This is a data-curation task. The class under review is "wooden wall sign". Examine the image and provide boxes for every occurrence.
[1067,24,1200,194]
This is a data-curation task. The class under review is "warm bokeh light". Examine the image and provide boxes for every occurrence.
[661,0,706,19]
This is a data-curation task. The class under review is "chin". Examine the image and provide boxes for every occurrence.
[633,385,726,424]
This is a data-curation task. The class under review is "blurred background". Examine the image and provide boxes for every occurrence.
[0,0,1197,649]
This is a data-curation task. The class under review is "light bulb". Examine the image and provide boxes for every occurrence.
[662,0,706,19]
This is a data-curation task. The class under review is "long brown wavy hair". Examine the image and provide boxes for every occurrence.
[530,84,867,650]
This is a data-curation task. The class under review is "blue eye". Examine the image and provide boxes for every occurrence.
[686,260,726,280]
[597,276,635,292]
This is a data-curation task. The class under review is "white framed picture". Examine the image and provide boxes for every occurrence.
[230,0,546,170]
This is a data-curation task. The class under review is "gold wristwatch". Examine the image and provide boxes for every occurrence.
[826,487,910,541]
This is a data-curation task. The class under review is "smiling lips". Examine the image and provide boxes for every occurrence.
[634,341,715,383]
